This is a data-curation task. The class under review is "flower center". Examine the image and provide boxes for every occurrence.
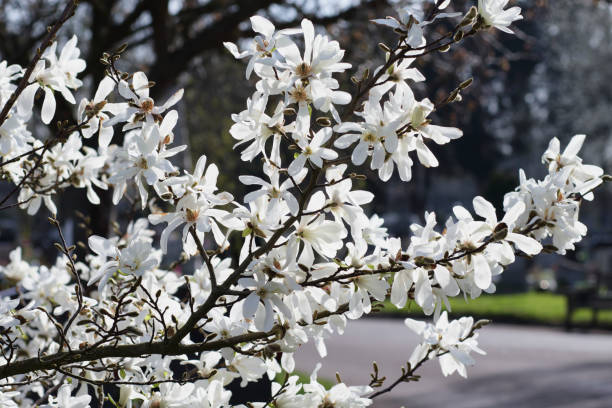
[185,208,200,222]
[290,85,309,103]
[296,62,312,78]
[140,98,154,113]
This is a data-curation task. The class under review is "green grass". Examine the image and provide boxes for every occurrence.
[380,292,612,326]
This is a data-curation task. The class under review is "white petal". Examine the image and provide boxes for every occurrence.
[243,292,260,319]
[562,134,585,158]
[473,196,497,224]
[250,16,275,38]
[17,83,38,117]
[506,232,542,256]
[473,253,491,290]
[41,87,56,124]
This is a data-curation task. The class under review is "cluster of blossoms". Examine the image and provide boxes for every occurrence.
[0,0,605,407]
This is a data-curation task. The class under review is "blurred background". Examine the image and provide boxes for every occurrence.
[1,0,611,406]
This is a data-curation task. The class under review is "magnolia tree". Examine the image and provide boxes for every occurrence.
[0,0,607,406]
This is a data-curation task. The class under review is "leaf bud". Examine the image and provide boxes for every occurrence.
[460,6,478,27]
[316,117,332,127]
[459,78,473,89]
[491,222,508,241]
[414,256,435,267]
[362,68,370,80]
[542,244,559,254]
[473,319,491,330]
[116,43,128,54]
[378,42,391,53]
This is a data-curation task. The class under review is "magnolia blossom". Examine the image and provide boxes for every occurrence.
[224,16,301,79]
[77,76,124,148]
[288,127,337,176]
[240,163,303,216]
[108,71,183,128]
[372,2,460,48]
[43,384,91,408]
[230,92,286,161]
[405,312,486,378]
[0,61,22,103]
[149,154,234,254]
[372,54,425,97]
[478,0,523,33]
[17,35,85,124]
[239,270,292,331]
[109,119,185,207]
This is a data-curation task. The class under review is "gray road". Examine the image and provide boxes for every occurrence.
[294,318,612,408]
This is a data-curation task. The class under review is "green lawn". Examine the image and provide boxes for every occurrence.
[380,292,612,327]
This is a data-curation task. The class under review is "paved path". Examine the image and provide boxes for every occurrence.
[294,318,612,407]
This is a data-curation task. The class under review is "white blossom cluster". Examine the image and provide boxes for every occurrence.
[0,0,605,406]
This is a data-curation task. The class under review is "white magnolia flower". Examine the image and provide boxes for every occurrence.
[149,192,232,255]
[77,76,125,148]
[108,71,183,127]
[542,134,603,200]
[43,35,86,90]
[109,120,185,207]
[372,2,460,48]
[0,60,22,103]
[334,92,400,169]
[240,270,291,331]
[0,390,18,408]
[276,19,352,82]
[276,19,351,123]
[405,311,485,378]
[288,127,337,176]
[43,384,91,408]
[230,92,286,161]
[224,15,300,79]
[0,298,20,329]
[293,191,347,266]
[372,53,425,97]
[141,383,195,408]
[87,235,159,291]
[324,164,373,235]
[17,36,85,124]
[303,363,372,407]
[478,0,523,34]
[240,163,303,216]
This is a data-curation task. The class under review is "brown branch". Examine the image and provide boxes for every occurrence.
[0,326,281,380]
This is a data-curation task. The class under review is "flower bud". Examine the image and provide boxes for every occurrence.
[316,117,332,127]
[459,78,473,89]
[460,6,478,27]
[378,42,391,53]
